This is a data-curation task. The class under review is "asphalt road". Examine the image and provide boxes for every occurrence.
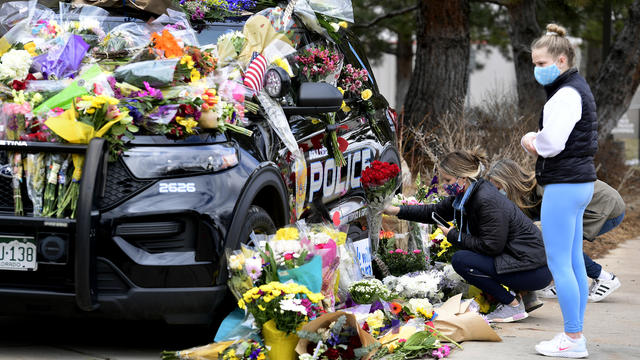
[0,316,218,359]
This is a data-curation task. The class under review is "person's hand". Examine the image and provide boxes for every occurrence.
[521,132,538,155]
[438,224,454,236]
[383,205,400,216]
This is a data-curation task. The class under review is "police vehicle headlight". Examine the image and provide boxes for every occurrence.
[122,144,238,179]
[263,67,291,98]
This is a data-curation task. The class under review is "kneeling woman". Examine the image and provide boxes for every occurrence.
[384,148,551,322]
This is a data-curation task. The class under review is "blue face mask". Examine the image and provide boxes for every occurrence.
[444,180,465,197]
[534,63,561,85]
[499,189,507,196]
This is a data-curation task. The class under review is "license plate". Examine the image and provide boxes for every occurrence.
[0,235,37,271]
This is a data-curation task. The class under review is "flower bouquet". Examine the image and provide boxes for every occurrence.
[360,160,400,253]
[226,248,255,301]
[296,312,379,360]
[178,0,261,22]
[378,247,427,277]
[239,282,324,360]
[348,278,394,305]
[161,340,235,360]
[373,330,454,360]
[2,102,30,215]
[294,45,346,166]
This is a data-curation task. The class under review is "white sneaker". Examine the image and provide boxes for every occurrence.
[535,332,588,358]
[538,284,558,299]
[589,274,621,302]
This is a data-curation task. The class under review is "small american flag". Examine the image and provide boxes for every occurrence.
[243,53,268,93]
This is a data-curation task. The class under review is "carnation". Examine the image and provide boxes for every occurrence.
[0,50,33,81]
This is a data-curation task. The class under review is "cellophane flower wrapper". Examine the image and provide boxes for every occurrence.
[24,153,46,216]
[0,0,55,37]
[113,58,179,88]
[42,153,64,217]
[58,3,108,48]
[149,9,199,47]
[364,176,399,253]
[3,102,30,216]
[337,238,364,303]
[300,221,344,310]
[95,23,150,59]
[225,248,255,301]
[32,34,90,80]
[308,0,355,23]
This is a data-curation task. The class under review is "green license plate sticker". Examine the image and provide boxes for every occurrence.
[0,235,37,271]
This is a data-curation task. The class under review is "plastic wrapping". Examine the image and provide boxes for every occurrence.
[95,22,150,59]
[337,238,364,301]
[32,34,90,80]
[24,153,46,216]
[113,58,179,88]
[149,9,199,47]
[0,0,55,36]
[308,0,355,23]
[58,3,108,48]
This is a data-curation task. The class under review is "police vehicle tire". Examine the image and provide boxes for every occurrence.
[242,205,277,242]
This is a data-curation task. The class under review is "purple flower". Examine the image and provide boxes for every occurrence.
[430,175,439,186]
[249,348,261,360]
[369,300,384,313]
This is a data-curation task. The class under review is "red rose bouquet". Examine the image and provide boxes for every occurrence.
[360,160,400,252]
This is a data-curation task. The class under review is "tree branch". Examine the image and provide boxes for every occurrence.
[352,5,419,29]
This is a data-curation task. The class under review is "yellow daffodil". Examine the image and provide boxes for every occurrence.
[237,299,246,309]
[339,21,348,29]
[180,54,194,69]
[190,68,201,83]
[23,42,37,56]
[361,89,373,101]
[176,116,198,134]
[341,101,351,113]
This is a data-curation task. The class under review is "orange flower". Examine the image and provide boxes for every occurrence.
[390,302,402,315]
[150,30,183,58]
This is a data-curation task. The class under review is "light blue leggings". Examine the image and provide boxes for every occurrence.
[541,182,594,333]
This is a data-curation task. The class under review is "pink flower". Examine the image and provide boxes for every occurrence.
[389,250,394,254]
[395,249,403,254]
[398,339,406,343]
[284,253,294,261]
[413,249,421,254]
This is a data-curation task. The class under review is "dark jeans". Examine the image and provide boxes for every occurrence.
[452,250,553,305]
[584,212,625,279]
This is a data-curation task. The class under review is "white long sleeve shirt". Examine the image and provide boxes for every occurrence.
[533,86,583,158]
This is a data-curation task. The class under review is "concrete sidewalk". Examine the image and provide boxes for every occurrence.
[449,236,640,360]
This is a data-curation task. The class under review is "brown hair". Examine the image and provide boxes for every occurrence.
[486,159,540,217]
[531,23,576,68]
[439,146,488,181]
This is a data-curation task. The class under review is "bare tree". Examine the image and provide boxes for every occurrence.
[592,0,640,140]
[403,0,470,129]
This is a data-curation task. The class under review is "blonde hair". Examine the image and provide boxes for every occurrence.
[439,146,488,181]
[486,159,540,217]
[531,23,576,68]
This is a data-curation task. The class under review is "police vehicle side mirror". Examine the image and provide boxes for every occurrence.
[282,82,343,116]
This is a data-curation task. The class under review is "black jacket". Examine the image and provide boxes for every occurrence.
[536,69,598,185]
[397,179,547,274]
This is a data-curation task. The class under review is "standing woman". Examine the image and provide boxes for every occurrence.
[521,24,597,359]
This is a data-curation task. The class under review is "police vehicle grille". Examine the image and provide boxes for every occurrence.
[98,159,154,210]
